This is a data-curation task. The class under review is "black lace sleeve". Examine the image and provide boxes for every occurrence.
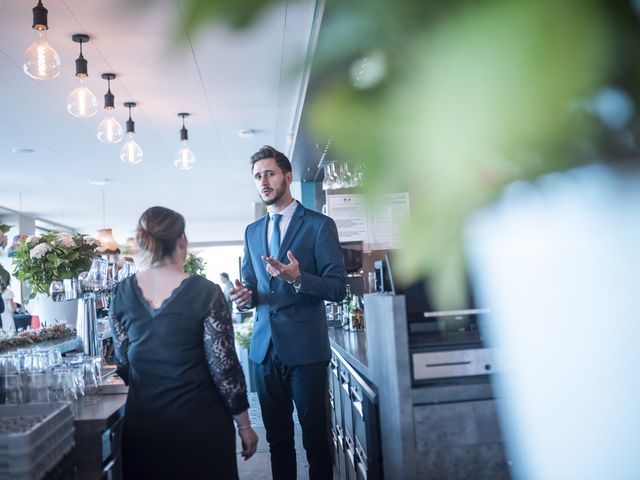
[203,286,249,415]
[109,289,130,384]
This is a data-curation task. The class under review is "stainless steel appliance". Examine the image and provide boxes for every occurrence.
[409,309,495,383]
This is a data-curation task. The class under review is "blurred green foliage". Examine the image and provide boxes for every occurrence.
[184,252,207,277]
[171,0,637,308]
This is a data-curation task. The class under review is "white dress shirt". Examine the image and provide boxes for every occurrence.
[267,199,298,250]
[267,199,302,289]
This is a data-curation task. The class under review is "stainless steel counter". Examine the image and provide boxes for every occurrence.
[328,327,369,378]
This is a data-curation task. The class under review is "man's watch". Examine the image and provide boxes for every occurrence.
[287,272,302,286]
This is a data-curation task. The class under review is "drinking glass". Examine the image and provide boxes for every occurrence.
[49,367,64,401]
[89,257,109,291]
[25,371,50,403]
[81,356,102,395]
[49,280,65,302]
[63,278,80,300]
[118,258,137,282]
[337,163,354,189]
[367,272,377,293]
[3,373,23,404]
[0,354,23,404]
[322,164,334,191]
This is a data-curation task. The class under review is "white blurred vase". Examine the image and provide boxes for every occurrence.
[465,163,640,480]
[34,293,79,329]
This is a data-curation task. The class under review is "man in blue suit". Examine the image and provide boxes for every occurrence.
[232,146,346,479]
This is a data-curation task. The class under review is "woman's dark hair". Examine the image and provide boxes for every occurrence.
[250,145,292,173]
[136,206,185,265]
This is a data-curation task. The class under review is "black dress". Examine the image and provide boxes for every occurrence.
[110,274,249,479]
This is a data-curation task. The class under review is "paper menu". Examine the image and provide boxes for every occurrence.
[326,192,410,252]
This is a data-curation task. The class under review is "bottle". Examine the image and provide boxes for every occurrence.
[341,284,353,328]
[350,296,364,331]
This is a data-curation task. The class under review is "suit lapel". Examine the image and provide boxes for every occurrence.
[278,204,305,262]
[258,215,269,260]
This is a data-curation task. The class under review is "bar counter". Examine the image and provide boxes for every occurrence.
[72,391,127,479]
[327,327,369,377]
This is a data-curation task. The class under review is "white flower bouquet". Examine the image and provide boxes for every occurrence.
[12,231,100,299]
[234,319,254,350]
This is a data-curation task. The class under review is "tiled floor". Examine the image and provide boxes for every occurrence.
[235,393,337,479]
[236,424,310,479]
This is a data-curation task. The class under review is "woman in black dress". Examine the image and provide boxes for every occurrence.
[110,206,258,479]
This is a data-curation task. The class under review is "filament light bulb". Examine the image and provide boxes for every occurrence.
[175,140,196,170]
[67,78,98,118]
[97,114,124,144]
[23,30,61,80]
[120,133,143,165]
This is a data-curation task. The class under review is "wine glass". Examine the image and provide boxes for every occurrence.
[49,281,65,302]
[118,257,137,282]
[86,257,108,291]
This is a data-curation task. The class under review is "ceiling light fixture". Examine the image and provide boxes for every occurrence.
[95,182,120,254]
[120,102,143,165]
[96,73,124,144]
[67,34,98,118]
[238,129,255,138]
[11,148,35,154]
[175,113,196,170]
[23,0,61,80]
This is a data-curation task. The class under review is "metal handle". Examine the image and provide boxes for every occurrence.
[102,457,116,476]
[340,370,349,395]
[350,385,363,417]
[345,435,355,466]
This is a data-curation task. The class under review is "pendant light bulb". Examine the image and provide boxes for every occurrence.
[97,115,124,144]
[67,78,98,117]
[23,1,61,80]
[174,113,196,170]
[120,102,143,165]
[120,136,143,165]
[67,34,98,118]
[97,73,123,144]
[175,140,196,170]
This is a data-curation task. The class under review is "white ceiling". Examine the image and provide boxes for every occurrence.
[0,0,319,244]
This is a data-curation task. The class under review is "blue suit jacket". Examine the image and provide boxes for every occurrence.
[242,203,347,366]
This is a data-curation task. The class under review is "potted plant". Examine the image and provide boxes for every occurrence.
[12,232,100,327]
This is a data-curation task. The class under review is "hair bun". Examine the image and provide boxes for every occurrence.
[136,206,186,264]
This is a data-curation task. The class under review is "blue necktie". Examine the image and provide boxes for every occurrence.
[269,214,282,259]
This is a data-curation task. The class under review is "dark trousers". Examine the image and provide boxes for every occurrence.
[254,345,332,480]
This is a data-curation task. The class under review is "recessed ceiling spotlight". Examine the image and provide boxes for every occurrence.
[238,129,255,138]
[11,148,35,154]
[89,178,110,186]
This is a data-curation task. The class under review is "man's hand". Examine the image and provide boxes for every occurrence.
[231,279,253,308]
[262,251,300,283]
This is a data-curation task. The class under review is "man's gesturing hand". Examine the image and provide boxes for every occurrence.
[231,279,252,308]
[262,251,300,283]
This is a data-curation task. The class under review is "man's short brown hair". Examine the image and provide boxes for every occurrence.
[250,145,292,173]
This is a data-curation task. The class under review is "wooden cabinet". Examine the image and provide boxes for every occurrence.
[72,394,126,480]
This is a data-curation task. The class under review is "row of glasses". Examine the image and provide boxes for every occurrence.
[50,255,138,302]
[322,162,366,190]
[0,350,102,404]
[118,257,137,282]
